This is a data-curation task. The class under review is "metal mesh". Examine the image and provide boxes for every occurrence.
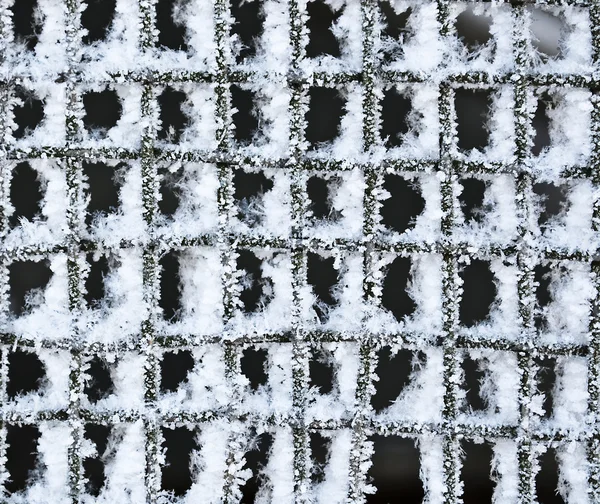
[0,0,599,502]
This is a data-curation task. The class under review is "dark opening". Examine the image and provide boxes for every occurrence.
[161,427,198,496]
[532,94,552,156]
[309,348,334,394]
[380,88,412,148]
[11,0,40,51]
[462,355,486,412]
[231,85,258,144]
[158,87,189,143]
[158,169,182,217]
[231,0,263,61]
[454,88,491,151]
[459,178,487,224]
[461,440,495,503]
[7,349,45,399]
[371,347,414,413]
[156,0,188,51]
[83,89,122,137]
[85,253,109,308]
[380,175,425,234]
[241,433,272,502]
[9,260,52,317]
[533,182,567,229]
[84,356,114,403]
[530,8,564,61]
[230,84,258,144]
[13,87,44,139]
[83,161,120,227]
[367,435,424,503]
[159,251,182,322]
[5,425,40,494]
[535,447,564,504]
[237,250,273,313]
[9,162,43,228]
[83,424,111,496]
[305,87,345,148]
[307,176,341,221]
[241,347,268,390]
[82,0,116,44]
[379,2,411,41]
[234,169,273,227]
[160,350,194,393]
[381,256,416,322]
[307,252,339,323]
[455,8,492,53]
[535,357,556,420]
[459,259,496,327]
[309,432,330,484]
[534,263,552,331]
[306,0,341,58]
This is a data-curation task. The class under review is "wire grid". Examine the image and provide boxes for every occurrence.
[0,0,597,502]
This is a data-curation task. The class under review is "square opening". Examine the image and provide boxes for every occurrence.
[307,252,339,323]
[532,93,553,156]
[458,177,488,224]
[237,250,274,314]
[233,169,273,227]
[159,250,182,322]
[461,440,495,503]
[367,435,424,503]
[380,175,425,234]
[83,161,122,227]
[306,0,341,58]
[371,347,416,413]
[231,0,264,62]
[535,447,564,504]
[309,348,334,395]
[82,89,123,139]
[9,162,43,228]
[458,259,497,327]
[241,432,273,501]
[5,425,40,494]
[305,87,345,149]
[241,346,268,390]
[231,85,259,144]
[160,350,194,394]
[13,86,44,139]
[535,357,557,420]
[533,182,568,231]
[158,87,190,143]
[454,88,492,152]
[309,432,331,484]
[84,356,114,403]
[9,259,52,317]
[161,426,199,496]
[7,349,45,399]
[455,7,492,54]
[534,263,552,330]
[529,8,565,63]
[85,253,110,308]
[156,0,188,51]
[461,354,486,412]
[158,168,183,217]
[82,0,116,45]
[380,88,412,148]
[381,256,416,322]
[11,0,40,51]
[306,175,342,222]
[83,423,111,496]
[379,1,411,43]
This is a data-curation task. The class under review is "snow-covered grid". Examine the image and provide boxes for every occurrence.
[0,0,599,502]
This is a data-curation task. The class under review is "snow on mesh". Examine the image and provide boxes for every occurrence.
[0,0,598,502]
